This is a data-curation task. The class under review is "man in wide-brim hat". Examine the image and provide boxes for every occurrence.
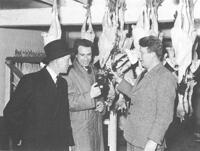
[4,39,74,151]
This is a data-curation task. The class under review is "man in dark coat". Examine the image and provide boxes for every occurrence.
[3,39,74,151]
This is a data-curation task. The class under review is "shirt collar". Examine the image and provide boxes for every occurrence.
[74,58,92,73]
[46,66,58,83]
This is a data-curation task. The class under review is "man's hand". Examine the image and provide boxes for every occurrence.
[90,83,101,98]
[69,146,72,151]
[144,140,157,151]
[95,101,104,112]
[115,95,127,112]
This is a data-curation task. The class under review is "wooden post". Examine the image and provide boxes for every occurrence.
[4,63,11,107]
[109,111,117,151]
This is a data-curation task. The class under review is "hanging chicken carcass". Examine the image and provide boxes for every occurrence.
[96,0,135,71]
[111,0,135,74]
[81,7,95,42]
[171,0,196,84]
[97,7,118,68]
[171,0,200,121]
[132,0,162,50]
[41,0,61,46]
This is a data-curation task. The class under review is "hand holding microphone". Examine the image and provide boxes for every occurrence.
[90,82,102,98]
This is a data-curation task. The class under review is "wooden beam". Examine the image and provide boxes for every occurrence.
[5,60,24,79]
[0,0,200,27]
[6,57,44,64]
[36,0,53,5]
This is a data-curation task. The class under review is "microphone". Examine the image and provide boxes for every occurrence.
[85,66,92,74]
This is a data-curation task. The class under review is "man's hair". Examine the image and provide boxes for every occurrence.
[139,36,163,60]
[73,39,93,55]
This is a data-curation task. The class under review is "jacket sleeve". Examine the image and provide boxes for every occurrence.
[117,79,135,98]
[66,76,96,112]
[3,75,32,143]
[148,73,177,145]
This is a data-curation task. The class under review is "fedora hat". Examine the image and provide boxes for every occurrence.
[43,39,73,64]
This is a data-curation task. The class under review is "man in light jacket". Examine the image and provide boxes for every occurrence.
[113,36,177,151]
[63,39,105,151]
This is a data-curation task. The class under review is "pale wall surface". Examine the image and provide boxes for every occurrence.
[0,28,44,115]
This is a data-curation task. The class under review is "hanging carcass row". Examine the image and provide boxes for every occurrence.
[95,0,165,116]
[170,0,200,121]
[97,0,134,76]
[93,0,133,116]
[128,0,165,78]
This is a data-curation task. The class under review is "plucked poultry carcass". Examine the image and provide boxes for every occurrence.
[81,8,95,42]
[41,0,61,46]
[171,4,194,83]
[132,0,162,50]
[132,5,150,51]
[171,0,199,121]
[97,7,118,68]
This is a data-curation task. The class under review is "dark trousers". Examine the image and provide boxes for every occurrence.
[193,83,200,131]
[16,139,69,151]
[18,146,69,151]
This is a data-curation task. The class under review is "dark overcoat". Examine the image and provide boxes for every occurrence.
[3,68,74,151]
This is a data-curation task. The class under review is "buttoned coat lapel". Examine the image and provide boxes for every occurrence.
[73,59,96,88]
[133,64,163,92]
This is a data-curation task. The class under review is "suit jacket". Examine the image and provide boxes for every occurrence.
[63,59,104,151]
[3,68,74,151]
[118,63,177,148]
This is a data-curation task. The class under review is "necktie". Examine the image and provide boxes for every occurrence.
[54,75,63,118]
[85,66,92,74]
[56,75,62,88]
[137,70,147,84]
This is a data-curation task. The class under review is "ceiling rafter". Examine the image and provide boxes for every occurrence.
[0,0,200,27]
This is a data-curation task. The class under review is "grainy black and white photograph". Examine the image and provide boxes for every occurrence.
[1,0,200,151]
